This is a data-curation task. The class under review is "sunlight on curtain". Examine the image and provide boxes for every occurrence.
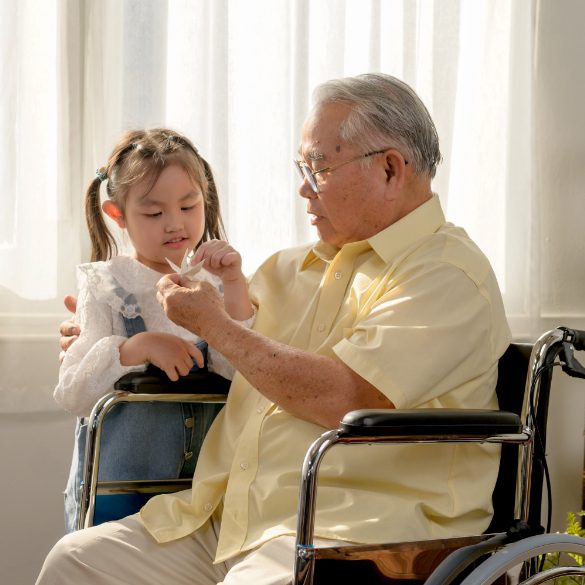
[444,1,533,327]
[0,0,59,300]
[161,0,535,304]
[0,0,534,329]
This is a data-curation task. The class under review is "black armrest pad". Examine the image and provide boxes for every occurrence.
[114,365,231,395]
[340,409,523,437]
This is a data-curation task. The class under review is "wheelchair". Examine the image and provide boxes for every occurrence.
[77,368,230,530]
[293,326,585,584]
[77,327,585,584]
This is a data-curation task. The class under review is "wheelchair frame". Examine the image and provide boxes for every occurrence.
[77,369,230,530]
[292,326,585,584]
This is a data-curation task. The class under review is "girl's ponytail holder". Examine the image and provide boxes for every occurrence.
[96,167,108,182]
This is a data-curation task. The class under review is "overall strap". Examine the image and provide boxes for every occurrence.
[116,289,147,338]
[191,340,208,372]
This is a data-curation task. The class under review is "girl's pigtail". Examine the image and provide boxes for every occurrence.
[85,176,117,262]
[201,158,227,242]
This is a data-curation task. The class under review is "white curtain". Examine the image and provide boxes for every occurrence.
[0,0,535,409]
[0,0,535,318]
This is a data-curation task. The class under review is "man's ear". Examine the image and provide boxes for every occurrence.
[383,150,409,188]
[102,200,126,228]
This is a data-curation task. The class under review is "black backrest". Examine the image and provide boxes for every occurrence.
[486,342,533,533]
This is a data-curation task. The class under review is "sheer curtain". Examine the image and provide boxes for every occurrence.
[0,0,534,314]
[1,0,534,408]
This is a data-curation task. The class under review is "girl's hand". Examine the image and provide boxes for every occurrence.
[119,331,204,381]
[191,240,253,321]
[192,240,244,284]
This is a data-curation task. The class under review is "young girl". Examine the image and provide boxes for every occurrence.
[54,128,254,532]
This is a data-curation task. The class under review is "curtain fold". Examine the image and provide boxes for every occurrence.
[0,0,534,309]
[0,0,61,300]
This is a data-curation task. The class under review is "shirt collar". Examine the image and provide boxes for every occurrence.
[300,194,445,270]
[368,194,445,263]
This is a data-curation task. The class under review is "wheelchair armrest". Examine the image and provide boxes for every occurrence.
[114,365,231,395]
[339,408,523,437]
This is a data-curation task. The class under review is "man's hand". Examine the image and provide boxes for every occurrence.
[156,274,227,337]
[59,295,79,362]
[119,332,204,381]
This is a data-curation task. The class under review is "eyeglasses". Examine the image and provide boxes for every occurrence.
[294,148,404,193]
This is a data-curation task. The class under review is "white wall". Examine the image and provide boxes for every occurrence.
[533,0,585,530]
[0,335,75,584]
[0,410,74,584]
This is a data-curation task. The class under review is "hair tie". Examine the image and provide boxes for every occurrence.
[166,134,199,156]
[96,167,108,182]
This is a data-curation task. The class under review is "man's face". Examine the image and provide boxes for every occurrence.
[297,102,392,248]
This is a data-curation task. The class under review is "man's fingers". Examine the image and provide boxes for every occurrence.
[156,275,179,306]
[63,295,77,314]
[167,273,182,285]
[157,273,181,293]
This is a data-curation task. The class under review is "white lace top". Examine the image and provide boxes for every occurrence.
[54,256,253,417]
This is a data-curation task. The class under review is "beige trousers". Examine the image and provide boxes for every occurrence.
[36,511,342,585]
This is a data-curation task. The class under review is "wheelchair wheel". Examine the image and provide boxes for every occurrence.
[457,533,585,585]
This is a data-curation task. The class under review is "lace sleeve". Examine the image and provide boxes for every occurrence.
[53,267,147,417]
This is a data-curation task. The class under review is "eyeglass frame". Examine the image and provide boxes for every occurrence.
[293,147,407,193]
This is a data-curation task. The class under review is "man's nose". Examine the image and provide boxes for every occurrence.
[298,178,317,199]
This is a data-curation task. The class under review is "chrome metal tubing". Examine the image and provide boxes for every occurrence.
[293,429,341,585]
[517,328,565,524]
[292,427,531,585]
[77,390,227,530]
[78,391,126,530]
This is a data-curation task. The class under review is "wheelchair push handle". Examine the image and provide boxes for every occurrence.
[563,327,585,351]
[558,327,585,379]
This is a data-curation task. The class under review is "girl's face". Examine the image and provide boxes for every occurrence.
[104,164,206,273]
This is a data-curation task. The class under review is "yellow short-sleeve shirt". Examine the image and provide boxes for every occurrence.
[141,195,511,563]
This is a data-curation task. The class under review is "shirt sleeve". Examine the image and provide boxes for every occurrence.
[333,260,509,409]
[53,274,147,417]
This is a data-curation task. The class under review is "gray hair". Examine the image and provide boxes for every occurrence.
[312,73,442,178]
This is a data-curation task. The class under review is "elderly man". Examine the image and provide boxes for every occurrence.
[37,73,510,585]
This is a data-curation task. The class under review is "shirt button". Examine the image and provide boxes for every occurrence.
[240,461,249,470]
[256,406,264,413]
[334,271,342,280]
[184,417,194,428]
[317,323,326,332]
[184,451,193,460]
[204,502,213,512]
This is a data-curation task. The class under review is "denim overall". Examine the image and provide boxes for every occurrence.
[64,290,223,532]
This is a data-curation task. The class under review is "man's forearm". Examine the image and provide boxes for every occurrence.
[204,315,394,428]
